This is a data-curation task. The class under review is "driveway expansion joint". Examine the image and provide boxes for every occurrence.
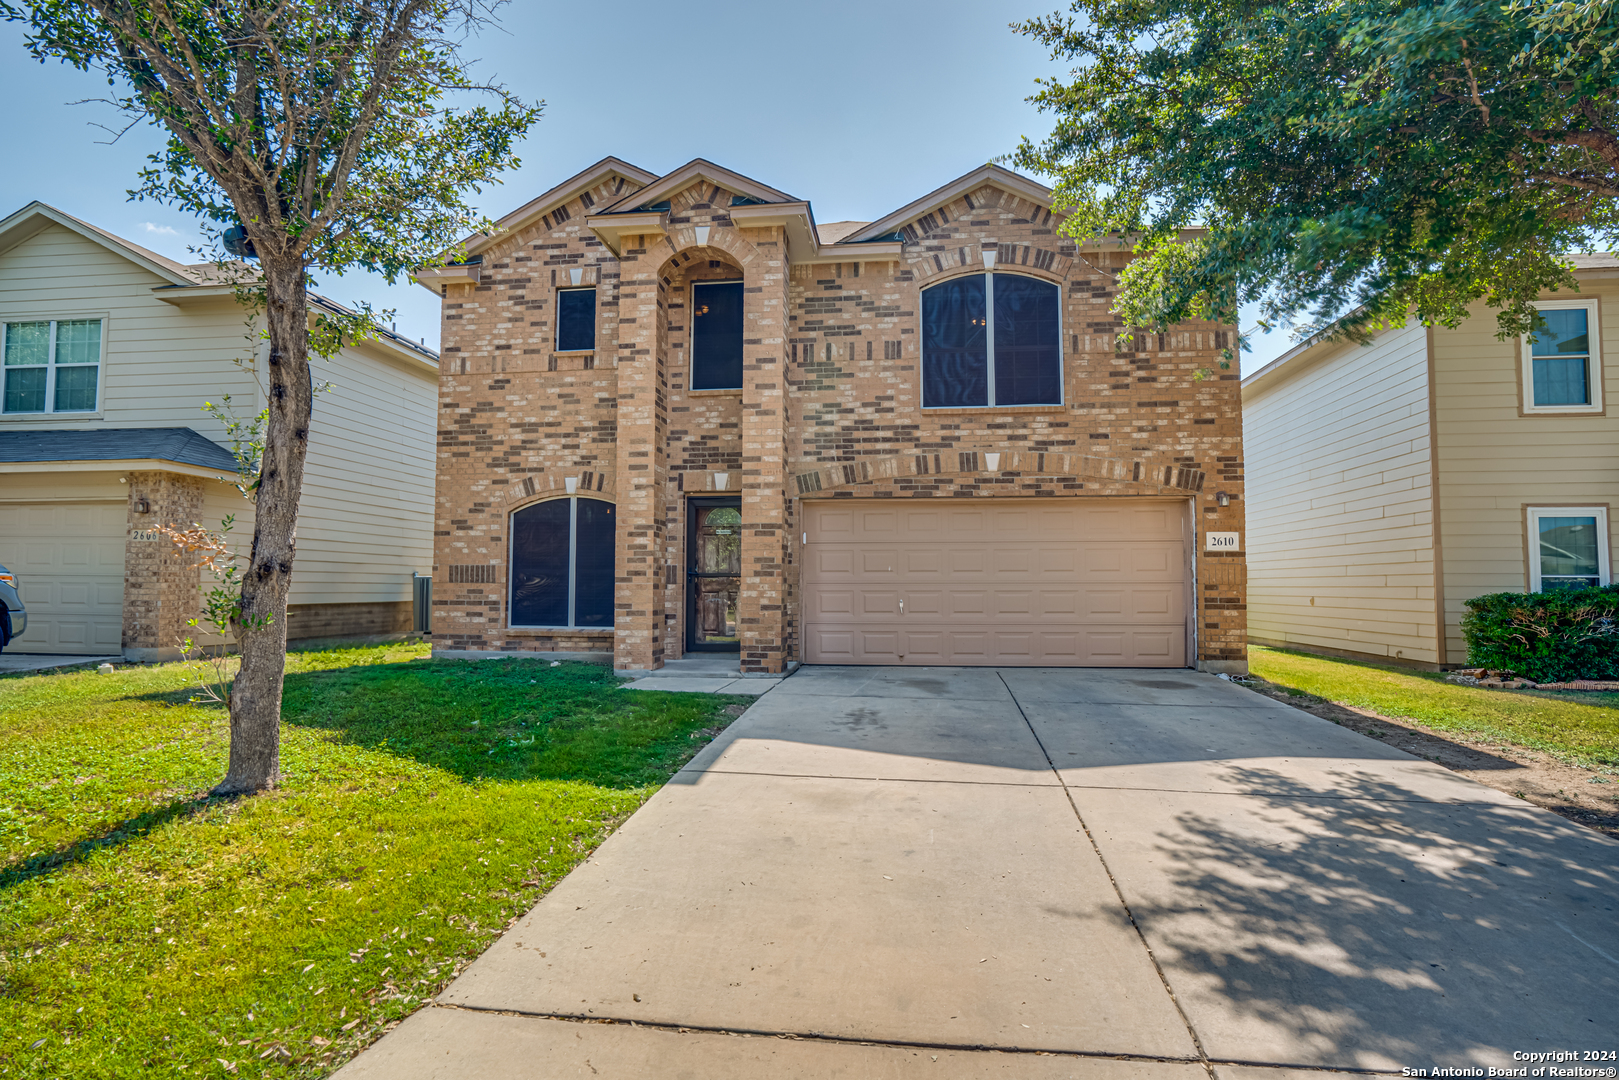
[997,671,1218,1080]
[427,1001,1208,1064]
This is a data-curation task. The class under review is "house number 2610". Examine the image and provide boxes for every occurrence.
[1205,532,1240,551]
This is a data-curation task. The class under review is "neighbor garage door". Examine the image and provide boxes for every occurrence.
[802,498,1189,667]
[0,502,126,654]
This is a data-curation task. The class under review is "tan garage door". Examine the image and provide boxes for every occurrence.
[802,498,1189,667]
[1,502,126,654]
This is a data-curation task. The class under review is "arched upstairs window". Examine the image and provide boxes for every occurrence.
[921,272,1061,408]
[510,498,616,629]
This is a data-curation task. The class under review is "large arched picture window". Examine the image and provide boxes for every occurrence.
[922,272,1061,408]
[510,497,616,628]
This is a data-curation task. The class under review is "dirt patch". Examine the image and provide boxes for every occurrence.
[1243,676,1619,841]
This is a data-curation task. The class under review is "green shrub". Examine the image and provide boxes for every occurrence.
[1461,586,1619,682]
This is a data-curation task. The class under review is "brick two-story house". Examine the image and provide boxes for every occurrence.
[417,157,1247,675]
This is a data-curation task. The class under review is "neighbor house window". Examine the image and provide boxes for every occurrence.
[922,272,1061,408]
[1523,299,1601,413]
[3,318,102,414]
[510,497,616,628]
[691,280,744,390]
[556,288,596,352]
[1528,506,1609,591]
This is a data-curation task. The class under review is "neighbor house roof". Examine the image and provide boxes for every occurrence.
[0,427,240,472]
[0,201,439,371]
[1242,255,1619,398]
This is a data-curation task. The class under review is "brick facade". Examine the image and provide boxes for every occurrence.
[121,470,204,662]
[426,159,1247,674]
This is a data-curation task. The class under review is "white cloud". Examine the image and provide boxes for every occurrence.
[141,222,182,237]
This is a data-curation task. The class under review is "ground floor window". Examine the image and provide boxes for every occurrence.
[1528,505,1609,591]
[510,497,616,627]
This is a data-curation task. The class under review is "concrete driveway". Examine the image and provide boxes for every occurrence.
[338,666,1619,1078]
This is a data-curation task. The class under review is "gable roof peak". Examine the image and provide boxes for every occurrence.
[596,158,798,214]
[839,163,1056,245]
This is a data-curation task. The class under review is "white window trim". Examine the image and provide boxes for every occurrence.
[690,278,745,392]
[920,270,1065,410]
[1521,297,1602,415]
[553,286,597,355]
[1527,505,1610,592]
[0,315,108,419]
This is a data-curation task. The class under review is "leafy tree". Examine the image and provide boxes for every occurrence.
[1013,0,1619,345]
[2,0,541,793]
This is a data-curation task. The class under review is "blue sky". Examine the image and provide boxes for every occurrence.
[0,0,1293,372]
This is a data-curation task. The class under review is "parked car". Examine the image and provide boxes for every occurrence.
[0,563,25,653]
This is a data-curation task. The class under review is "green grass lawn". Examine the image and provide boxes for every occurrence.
[0,644,747,1077]
[1249,646,1619,767]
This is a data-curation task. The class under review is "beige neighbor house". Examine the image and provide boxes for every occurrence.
[1243,257,1619,669]
[0,202,439,659]
[417,156,1248,675]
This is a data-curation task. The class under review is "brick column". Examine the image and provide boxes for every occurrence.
[612,239,669,671]
[122,470,205,662]
[738,228,792,674]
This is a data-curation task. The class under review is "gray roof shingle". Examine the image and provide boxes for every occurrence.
[0,427,241,471]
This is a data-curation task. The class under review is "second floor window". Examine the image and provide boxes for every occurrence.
[556,288,596,352]
[3,319,101,414]
[922,273,1061,408]
[1524,300,1601,413]
[691,280,744,390]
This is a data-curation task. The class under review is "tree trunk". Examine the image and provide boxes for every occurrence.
[213,261,312,795]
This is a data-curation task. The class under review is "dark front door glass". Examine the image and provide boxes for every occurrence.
[691,281,744,390]
[688,501,741,650]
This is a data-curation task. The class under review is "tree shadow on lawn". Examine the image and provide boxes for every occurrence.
[130,655,741,791]
[1,794,208,894]
[1104,760,1619,1072]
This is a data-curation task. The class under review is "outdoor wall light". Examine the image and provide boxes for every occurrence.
[133,497,151,514]
[1215,491,1231,507]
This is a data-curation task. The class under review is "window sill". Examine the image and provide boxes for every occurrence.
[921,403,1066,415]
[685,387,744,398]
[553,349,595,357]
[0,411,104,422]
[506,626,613,635]
[1520,405,1605,417]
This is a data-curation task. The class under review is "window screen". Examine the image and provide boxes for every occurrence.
[510,499,571,627]
[692,281,744,390]
[1538,515,1601,589]
[923,273,1059,408]
[574,499,616,626]
[993,274,1062,405]
[1529,307,1590,407]
[510,497,616,628]
[922,274,988,407]
[556,288,596,352]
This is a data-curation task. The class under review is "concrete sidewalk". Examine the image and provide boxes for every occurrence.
[336,667,1619,1078]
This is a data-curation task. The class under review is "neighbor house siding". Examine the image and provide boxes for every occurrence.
[1431,276,1619,660]
[1,219,437,648]
[1244,322,1440,664]
[0,225,262,429]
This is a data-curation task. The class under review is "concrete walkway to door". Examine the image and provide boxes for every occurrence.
[336,666,1619,1078]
